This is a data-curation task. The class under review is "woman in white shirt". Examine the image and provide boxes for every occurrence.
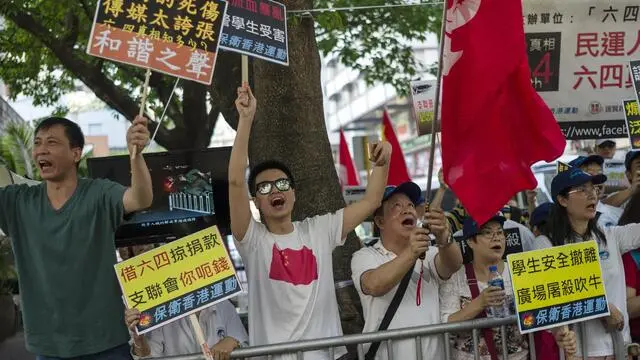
[548,167,640,359]
[440,214,530,360]
[125,300,248,360]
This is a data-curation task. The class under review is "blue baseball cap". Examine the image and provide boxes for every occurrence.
[530,202,553,228]
[462,214,506,240]
[550,167,607,201]
[569,155,604,168]
[625,150,640,171]
[381,182,422,206]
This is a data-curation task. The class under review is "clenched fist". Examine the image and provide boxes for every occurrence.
[235,82,257,122]
[369,141,392,167]
[127,116,150,154]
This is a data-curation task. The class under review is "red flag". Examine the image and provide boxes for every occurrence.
[382,110,411,186]
[441,0,565,224]
[338,129,360,187]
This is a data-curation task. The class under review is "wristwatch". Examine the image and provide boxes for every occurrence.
[436,231,454,248]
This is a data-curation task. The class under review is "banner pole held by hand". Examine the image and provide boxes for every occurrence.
[241,55,249,83]
[189,314,213,360]
[425,3,447,200]
[132,68,152,160]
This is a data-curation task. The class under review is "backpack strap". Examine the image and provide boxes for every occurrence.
[465,263,499,360]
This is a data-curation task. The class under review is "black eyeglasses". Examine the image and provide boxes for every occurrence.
[478,230,505,240]
[255,178,292,195]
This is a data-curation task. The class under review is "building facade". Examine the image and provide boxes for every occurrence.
[322,35,440,186]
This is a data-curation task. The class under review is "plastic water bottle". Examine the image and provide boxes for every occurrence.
[487,265,507,318]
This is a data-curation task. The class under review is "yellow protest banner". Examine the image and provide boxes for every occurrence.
[507,241,609,334]
[114,226,241,334]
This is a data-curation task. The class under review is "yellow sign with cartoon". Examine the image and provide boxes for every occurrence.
[507,241,609,334]
[114,226,241,334]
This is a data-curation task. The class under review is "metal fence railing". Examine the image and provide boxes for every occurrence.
[151,315,627,360]
[168,192,214,214]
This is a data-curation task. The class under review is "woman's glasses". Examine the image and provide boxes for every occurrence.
[568,184,602,198]
[478,230,505,240]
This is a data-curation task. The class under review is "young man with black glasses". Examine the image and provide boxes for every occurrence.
[228,84,391,359]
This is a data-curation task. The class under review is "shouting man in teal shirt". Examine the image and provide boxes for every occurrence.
[0,116,153,360]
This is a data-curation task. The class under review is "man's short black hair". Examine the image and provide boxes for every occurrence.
[248,160,295,196]
[35,117,85,150]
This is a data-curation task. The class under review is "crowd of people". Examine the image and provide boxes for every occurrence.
[0,82,639,360]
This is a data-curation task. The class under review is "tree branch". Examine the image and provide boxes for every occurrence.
[78,0,93,20]
[63,11,79,47]
[210,51,243,130]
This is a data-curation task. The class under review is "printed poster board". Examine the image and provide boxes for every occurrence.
[603,159,629,188]
[557,161,571,173]
[508,241,609,334]
[410,80,438,136]
[343,186,366,206]
[219,0,289,65]
[524,0,640,139]
[632,59,640,104]
[87,0,228,85]
[624,98,640,149]
[114,226,242,334]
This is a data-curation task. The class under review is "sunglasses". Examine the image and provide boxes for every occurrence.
[255,178,292,195]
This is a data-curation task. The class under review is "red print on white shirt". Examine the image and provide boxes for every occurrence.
[268,244,318,285]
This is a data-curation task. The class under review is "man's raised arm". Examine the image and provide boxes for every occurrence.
[341,142,391,239]
[229,83,257,242]
[123,116,153,214]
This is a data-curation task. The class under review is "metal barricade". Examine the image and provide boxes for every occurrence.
[153,315,627,360]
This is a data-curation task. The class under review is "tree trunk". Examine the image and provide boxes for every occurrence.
[249,0,364,346]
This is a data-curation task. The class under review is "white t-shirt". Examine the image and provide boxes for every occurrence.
[132,301,248,358]
[532,234,553,250]
[596,202,622,229]
[536,224,640,357]
[351,241,446,360]
[505,219,537,252]
[234,210,346,360]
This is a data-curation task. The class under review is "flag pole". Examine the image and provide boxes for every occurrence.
[425,3,448,204]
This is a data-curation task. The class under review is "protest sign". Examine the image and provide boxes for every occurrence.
[508,241,609,334]
[455,228,523,264]
[632,60,640,104]
[114,226,241,334]
[523,1,640,139]
[87,0,227,85]
[557,161,571,173]
[343,186,366,206]
[624,99,640,149]
[219,0,288,66]
[410,80,438,136]
[603,159,629,188]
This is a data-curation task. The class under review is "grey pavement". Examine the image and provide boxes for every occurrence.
[0,332,35,360]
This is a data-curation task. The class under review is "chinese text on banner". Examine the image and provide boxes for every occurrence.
[87,0,228,84]
[219,0,288,65]
[114,226,242,334]
[507,240,609,334]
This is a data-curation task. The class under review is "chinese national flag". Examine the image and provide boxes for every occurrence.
[441,0,565,224]
[339,129,360,187]
[382,110,411,186]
